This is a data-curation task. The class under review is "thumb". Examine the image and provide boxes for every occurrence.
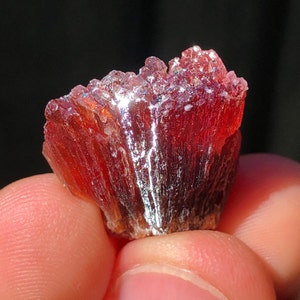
[105,231,275,299]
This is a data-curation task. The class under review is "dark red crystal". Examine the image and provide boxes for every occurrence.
[43,45,247,239]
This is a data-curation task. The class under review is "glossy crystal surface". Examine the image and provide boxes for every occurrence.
[43,46,248,239]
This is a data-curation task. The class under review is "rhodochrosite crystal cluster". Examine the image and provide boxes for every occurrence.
[43,46,248,239]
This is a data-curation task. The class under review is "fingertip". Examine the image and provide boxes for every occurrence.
[219,154,300,297]
[219,153,300,231]
[106,231,275,299]
[0,174,116,299]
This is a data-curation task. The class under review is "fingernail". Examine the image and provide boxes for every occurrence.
[113,264,228,300]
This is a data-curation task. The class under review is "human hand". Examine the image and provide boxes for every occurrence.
[0,154,299,299]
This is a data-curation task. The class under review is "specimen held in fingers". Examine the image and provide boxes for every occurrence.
[43,45,248,239]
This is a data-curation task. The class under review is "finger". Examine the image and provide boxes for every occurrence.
[105,231,275,300]
[0,174,116,299]
[219,154,300,298]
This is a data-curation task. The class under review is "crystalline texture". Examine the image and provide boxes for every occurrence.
[43,45,248,239]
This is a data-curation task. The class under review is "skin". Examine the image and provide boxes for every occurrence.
[0,154,299,299]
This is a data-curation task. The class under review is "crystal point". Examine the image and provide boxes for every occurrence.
[43,46,247,239]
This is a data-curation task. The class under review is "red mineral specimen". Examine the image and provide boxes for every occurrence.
[43,45,248,239]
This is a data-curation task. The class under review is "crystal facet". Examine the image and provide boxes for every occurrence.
[43,45,248,239]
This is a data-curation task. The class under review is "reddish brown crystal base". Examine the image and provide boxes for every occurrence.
[43,46,247,239]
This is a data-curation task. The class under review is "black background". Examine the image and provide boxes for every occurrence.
[1,0,299,188]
